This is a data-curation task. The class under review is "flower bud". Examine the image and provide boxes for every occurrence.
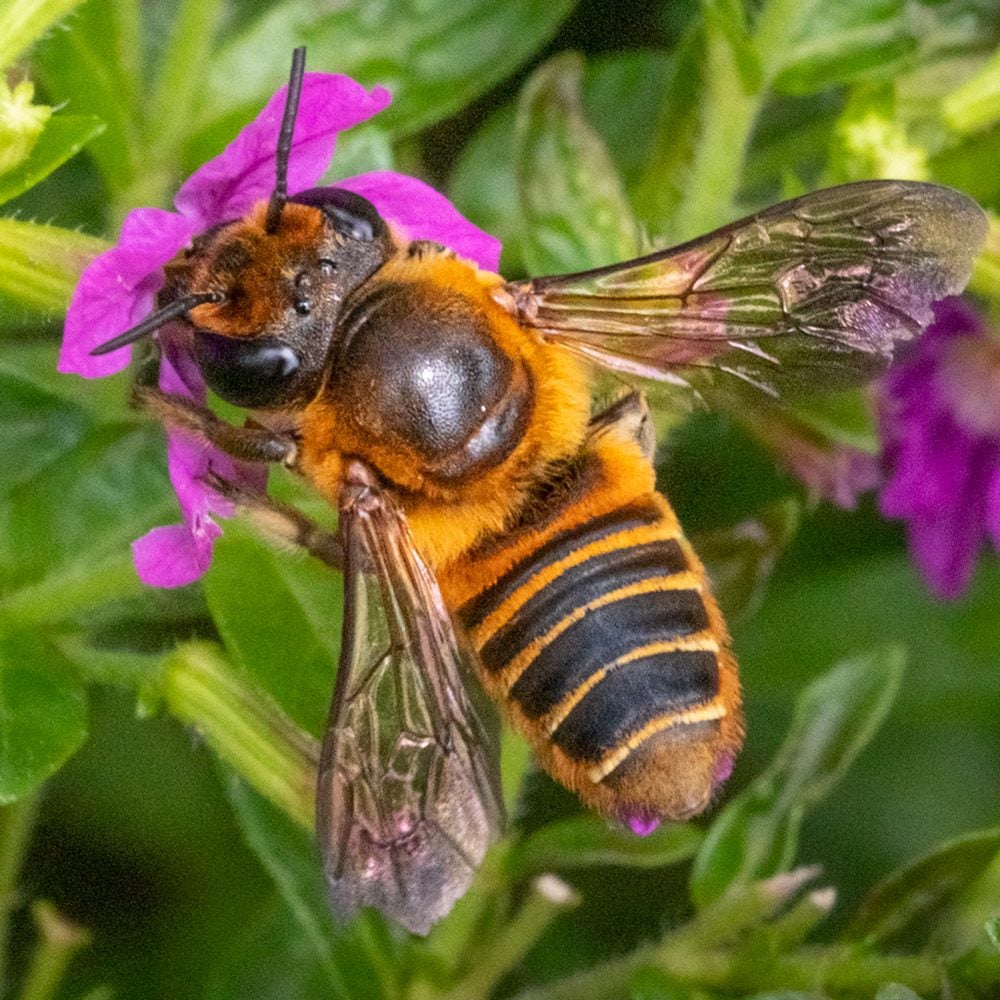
[0,78,51,175]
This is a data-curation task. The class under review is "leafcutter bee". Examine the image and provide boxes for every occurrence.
[89,49,987,934]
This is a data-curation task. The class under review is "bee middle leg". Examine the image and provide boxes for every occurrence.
[135,387,298,467]
[137,388,343,569]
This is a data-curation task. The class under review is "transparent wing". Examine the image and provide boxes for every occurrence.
[317,470,504,937]
[505,181,987,397]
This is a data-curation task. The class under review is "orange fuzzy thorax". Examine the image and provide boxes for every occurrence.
[297,250,592,568]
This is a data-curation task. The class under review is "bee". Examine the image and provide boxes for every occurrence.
[90,49,987,935]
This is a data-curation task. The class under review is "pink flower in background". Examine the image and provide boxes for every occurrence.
[879,297,1000,599]
[60,73,500,588]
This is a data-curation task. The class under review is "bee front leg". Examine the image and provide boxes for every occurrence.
[135,387,298,467]
[203,472,343,572]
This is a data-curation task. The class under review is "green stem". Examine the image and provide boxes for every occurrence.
[671,3,759,240]
[752,0,818,86]
[509,937,940,1000]
[0,0,86,69]
[161,642,318,829]
[0,552,146,630]
[147,0,225,164]
[0,793,40,996]
[445,876,579,1000]
[17,902,89,1000]
[942,47,1000,135]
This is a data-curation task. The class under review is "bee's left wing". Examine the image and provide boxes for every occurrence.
[502,181,987,397]
[317,465,505,936]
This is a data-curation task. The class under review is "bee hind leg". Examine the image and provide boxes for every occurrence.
[203,471,343,571]
[135,387,298,467]
[587,390,655,461]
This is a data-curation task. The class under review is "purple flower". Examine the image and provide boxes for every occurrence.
[60,73,500,588]
[879,297,1000,599]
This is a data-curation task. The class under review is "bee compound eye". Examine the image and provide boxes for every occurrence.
[290,188,388,242]
[193,330,301,408]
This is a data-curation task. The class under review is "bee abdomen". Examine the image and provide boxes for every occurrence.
[458,495,725,778]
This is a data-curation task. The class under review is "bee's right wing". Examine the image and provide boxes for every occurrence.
[317,465,504,937]
[503,181,987,399]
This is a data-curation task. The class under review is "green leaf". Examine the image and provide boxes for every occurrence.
[942,45,1000,134]
[194,0,576,146]
[0,0,87,69]
[226,777,399,1000]
[0,422,173,590]
[784,390,879,454]
[508,816,702,876]
[773,0,1000,97]
[0,218,105,314]
[631,22,707,236]
[514,53,640,275]
[634,6,759,240]
[827,87,929,185]
[629,967,686,1000]
[875,986,924,1000]
[205,900,353,1000]
[203,517,343,738]
[34,0,143,197]
[986,916,1000,953]
[0,368,88,497]
[0,634,87,803]
[848,827,1000,946]
[450,51,670,276]
[690,646,905,907]
[0,114,104,206]
[0,341,124,418]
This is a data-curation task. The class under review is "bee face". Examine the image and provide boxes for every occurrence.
[163,190,395,409]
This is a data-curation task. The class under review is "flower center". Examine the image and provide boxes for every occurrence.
[937,334,1000,438]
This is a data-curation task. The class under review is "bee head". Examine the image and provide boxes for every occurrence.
[90,48,393,411]
[161,188,392,408]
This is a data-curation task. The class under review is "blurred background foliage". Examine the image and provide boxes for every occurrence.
[1,0,1000,997]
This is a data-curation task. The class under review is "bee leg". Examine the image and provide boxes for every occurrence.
[204,471,343,571]
[134,387,298,467]
[587,390,655,462]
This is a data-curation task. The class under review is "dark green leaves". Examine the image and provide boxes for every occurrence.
[514,54,639,275]
[194,0,576,150]
[508,816,702,875]
[0,115,104,207]
[850,827,1000,948]
[772,0,1000,96]
[691,647,905,907]
[0,634,86,802]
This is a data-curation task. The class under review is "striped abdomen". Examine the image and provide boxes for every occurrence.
[455,476,743,824]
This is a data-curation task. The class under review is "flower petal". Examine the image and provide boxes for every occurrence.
[133,522,219,588]
[905,438,991,599]
[337,171,502,271]
[59,208,195,377]
[132,342,266,587]
[176,75,391,229]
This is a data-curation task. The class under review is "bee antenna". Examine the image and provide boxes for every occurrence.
[264,47,307,235]
[89,291,225,356]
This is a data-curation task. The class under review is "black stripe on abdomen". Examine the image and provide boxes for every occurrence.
[477,539,687,677]
[507,587,709,718]
[550,650,719,762]
[458,499,664,627]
